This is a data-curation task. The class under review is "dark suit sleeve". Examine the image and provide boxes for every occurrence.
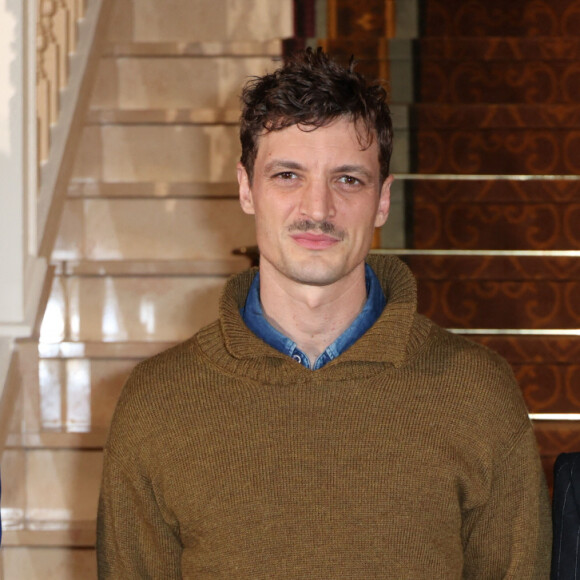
[552,452,580,579]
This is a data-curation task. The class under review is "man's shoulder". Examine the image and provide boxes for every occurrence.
[425,319,514,377]
[419,319,530,432]
[116,322,221,409]
[105,322,222,447]
[130,321,220,385]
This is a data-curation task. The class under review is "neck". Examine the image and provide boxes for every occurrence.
[259,262,368,365]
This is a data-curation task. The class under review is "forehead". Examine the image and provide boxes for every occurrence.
[254,118,379,168]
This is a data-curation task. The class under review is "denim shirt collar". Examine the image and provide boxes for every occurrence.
[240,263,386,370]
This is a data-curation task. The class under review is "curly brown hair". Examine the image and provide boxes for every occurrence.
[239,47,393,185]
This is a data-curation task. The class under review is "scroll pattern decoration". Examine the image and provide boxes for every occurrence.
[424,0,580,36]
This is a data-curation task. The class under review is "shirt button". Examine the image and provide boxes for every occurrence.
[292,354,302,363]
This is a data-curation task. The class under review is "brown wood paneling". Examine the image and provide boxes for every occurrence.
[328,0,390,38]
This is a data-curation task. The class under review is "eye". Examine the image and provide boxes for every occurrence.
[274,171,297,180]
[338,175,362,186]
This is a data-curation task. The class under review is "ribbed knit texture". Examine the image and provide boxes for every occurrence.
[97,255,551,579]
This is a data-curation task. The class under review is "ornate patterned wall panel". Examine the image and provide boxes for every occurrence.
[404,256,580,281]
[470,336,580,363]
[415,129,580,174]
[411,179,580,203]
[469,335,580,415]
[411,199,580,250]
[422,0,580,36]
[415,279,580,329]
[418,37,580,61]
[420,61,580,104]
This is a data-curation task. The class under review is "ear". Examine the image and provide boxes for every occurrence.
[374,174,393,228]
[237,163,255,215]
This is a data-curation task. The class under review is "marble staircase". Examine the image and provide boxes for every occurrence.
[1,1,292,577]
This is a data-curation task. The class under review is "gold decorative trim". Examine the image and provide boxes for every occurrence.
[394,173,580,181]
[371,249,580,257]
[449,329,580,336]
[530,414,580,421]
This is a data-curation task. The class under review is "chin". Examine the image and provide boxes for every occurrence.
[283,262,349,287]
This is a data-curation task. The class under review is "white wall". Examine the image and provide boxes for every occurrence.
[0,0,47,340]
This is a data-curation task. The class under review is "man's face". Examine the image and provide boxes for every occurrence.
[237,117,392,289]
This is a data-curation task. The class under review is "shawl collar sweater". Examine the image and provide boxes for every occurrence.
[97,255,551,579]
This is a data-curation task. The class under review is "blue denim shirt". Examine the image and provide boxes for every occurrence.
[240,264,386,370]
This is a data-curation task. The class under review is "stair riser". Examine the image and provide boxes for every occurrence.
[40,275,229,343]
[107,0,293,42]
[54,198,256,261]
[91,56,278,110]
[2,548,96,580]
[2,449,102,528]
[37,359,135,433]
[72,126,242,182]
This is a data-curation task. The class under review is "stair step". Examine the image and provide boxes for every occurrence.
[7,431,107,450]
[107,0,293,43]
[54,198,255,261]
[2,520,95,547]
[1,448,102,535]
[40,273,232,343]
[72,125,240,182]
[2,546,96,579]
[38,340,175,359]
[87,109,241,125]
[68,180,238,198]
[102,40,285,57]
[67,180,240,198]
[51,258,251,276]
[91,55,278,112]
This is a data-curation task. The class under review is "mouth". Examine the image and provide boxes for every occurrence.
[290,232,341,250]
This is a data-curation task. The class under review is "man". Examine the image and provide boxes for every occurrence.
[97,48,551,578]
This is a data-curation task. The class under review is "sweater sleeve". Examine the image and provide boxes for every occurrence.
[461,426,552,579]
[97,447,183,579]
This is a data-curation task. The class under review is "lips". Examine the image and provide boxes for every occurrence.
[290,232,340,250]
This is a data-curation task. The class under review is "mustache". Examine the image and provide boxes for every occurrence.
[288,220,345,239]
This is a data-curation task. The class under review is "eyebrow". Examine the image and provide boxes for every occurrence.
[263,160,305,174]
[334,164,374,181]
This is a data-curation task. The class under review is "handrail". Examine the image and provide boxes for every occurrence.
[36,0,113,258]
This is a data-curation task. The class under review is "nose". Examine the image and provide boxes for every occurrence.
[298,179,336,222]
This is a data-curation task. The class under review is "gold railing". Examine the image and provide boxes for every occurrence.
[36,0,86,165]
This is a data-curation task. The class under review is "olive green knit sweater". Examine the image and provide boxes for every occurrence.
[97,255,551,579]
